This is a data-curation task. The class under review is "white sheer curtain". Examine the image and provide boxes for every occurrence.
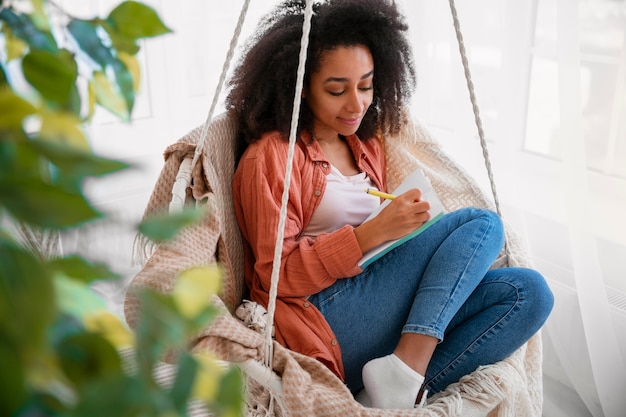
[398,1,626,416]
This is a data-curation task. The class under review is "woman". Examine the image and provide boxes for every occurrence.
[228,0,553,409]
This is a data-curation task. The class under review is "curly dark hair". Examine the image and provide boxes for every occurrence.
[226,0,416,161]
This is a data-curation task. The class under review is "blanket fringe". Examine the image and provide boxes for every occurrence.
[131,232,157,267]
[426,362,520,417]
[244,377,286,417]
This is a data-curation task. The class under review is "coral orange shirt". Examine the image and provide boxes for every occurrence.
[232,130,386,379]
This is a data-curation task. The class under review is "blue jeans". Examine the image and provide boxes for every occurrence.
[308,207,554,395]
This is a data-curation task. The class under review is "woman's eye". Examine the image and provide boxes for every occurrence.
[360,85,374,91]
[329,91,344,97]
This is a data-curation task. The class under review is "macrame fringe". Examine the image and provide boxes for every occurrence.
[131,232,157,267]
[244,376,286,417]
[426,362,520,417]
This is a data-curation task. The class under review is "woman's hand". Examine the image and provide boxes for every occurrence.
[354,188,431,254]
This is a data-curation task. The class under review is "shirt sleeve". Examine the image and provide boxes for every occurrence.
[233,138,363,298]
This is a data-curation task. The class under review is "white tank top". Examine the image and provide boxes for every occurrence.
[302,165,380,237]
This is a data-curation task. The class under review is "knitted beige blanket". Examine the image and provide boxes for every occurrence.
[124,112,544,417]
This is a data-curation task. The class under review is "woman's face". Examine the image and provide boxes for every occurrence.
[305,44,374,140]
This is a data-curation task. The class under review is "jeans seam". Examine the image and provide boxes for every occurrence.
[425,280,520,390]
[430,214,496,331]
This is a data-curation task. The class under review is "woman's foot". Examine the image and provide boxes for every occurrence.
[361,354,424,409]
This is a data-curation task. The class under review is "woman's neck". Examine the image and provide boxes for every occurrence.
[314,133,343,145]
[315,135,360,176]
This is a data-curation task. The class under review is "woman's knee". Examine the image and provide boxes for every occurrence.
[485,267,554,332]
[523,268,554,320]
[504,267,554,330]
[456,207,505,249]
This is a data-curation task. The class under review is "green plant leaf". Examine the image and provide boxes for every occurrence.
[67,19,117,70]
[0,238,55,355]
[138,207,206,242]
[0,87,37,129]
[66,82,82,116]
[29,136,129,179]
[0,337,28,416]
[117,52,141,92]
[92,71,129,121]
[135,290,187,372]
[173,266,222,318]
[86,79,97,121]
[1,25,28,61]
[22,49,78,104]
[57,332,123,388]
[46,255,120,284]
[191,353,227,403]
[54,274,107,319]
[112,59,135,116]
[39,109,89,149]
[12,393,66,417]
[73,374,150,417]
[0,135,38,183]
[83,310,134,348]
[29,0,50,32]
[0,8,57,52]
[5,34,28,61]
[100,21,140,55]
[68,18,142,116]
[213,367,245,417]
[0,63,7,85]
[134,288,221,380]
[0,139,124,225]
[106,1,172,40]
[0,176,102,228]
[48,313,85,348]
[170,352,198,413]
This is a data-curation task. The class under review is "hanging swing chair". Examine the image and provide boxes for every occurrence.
[124,0,545,416]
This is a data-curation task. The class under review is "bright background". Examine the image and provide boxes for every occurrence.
[55,1,626,417]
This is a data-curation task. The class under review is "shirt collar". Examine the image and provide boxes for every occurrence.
[301,131,368,165]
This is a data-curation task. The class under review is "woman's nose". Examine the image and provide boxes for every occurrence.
[345,89,364,113]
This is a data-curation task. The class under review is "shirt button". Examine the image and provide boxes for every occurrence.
[314,190,321,196]
[331,339,338,346]
[303,302,310,308]
[322,162,328,169]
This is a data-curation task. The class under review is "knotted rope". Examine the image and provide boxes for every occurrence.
[448,0,510,260]
[190,0,252,172]
[264,0,315,369]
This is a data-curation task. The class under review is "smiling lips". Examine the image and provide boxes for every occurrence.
[339,117,362,126]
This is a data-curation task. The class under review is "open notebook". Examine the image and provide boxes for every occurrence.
[358,169,446,268]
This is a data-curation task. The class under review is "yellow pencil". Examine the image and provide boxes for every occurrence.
[365,188,396,200]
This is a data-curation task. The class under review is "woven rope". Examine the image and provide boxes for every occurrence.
[190,0,252,173]
[264,0,315,369]
[448,0,510,260]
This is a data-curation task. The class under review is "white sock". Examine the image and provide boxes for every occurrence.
[361,354,424,409]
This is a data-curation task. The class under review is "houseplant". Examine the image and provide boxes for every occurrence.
[0,1,244,415]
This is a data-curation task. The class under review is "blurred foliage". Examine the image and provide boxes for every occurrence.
[0,1,244,416]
